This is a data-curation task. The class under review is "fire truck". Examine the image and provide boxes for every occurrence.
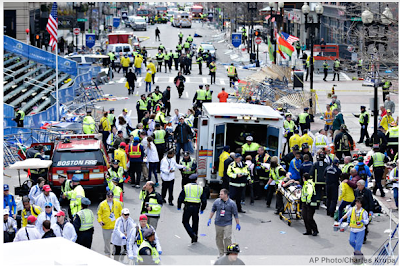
[190,5,204,20]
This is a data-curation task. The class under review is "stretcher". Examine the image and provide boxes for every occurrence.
[277,181,302,226]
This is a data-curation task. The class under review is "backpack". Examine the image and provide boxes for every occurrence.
[357,166,368,180]
[341,133,350,151]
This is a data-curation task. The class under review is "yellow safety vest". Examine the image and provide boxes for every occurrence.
[83,116,95,134]
[349,208,365,229]
[210,63,216,72]
[359,111,370,124]
[372,153,385,167]
[227,66,236,77]
[314,135,327,146]
[270,166,285,181]
[137,224,150,245]
[227,162,249,187]
[138,99,148,110]
[205,90,212,100]
[183,184,203,203]
[61,180,72,194]
[77,209,94,231]
[284,120,295,132]
[180,158,196,174]
[128,144,141,159]
[298,113,308,124]
[107,167,124,183]
[107,113,115,126]
[137,240,160,264]
[139,191,162,217]
[196,89,206,100]
[301,180,316,205]
[65,185,85,216]
[154,130,166,144]
[17,110,25,120]
[242,142,260,154]
[334,60,340,68]
[388,127,399,145]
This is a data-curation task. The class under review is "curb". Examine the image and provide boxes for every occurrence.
[373,195,399,224]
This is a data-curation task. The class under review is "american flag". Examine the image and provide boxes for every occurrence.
[46,2,58,51]
[281,32,299,45]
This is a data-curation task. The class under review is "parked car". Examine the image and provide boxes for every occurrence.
[197,42,217,59]
[128,16,147,31]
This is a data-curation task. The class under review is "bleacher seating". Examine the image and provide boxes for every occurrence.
[3,53,73,116]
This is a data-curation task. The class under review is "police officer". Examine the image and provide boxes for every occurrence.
[241,136,260,160]
[108,159,125,190]
[196,54,203,75]
[322,60,329,81]
[13,106,25,127]
[205,84,213,103]
[153,123,167,172]
[301,173,318,236]
[137,94,148,123]
[254,147,271,201]
[108,177,123,202]
[227,154,250,213]
[265,156,286,214]
[368,144,390,197]
[58,174,72,205]
[192,85,206,109]
[186,34,193,45]
[357,106,370,143]
[381,78,392,102]
[73,197,94,248]
[137,228,160,265]
[357,58,363,77]
[386,125,399,160]
[209,60,217,84]
[173,50,180,70]
[62,175,85,218]
[155,50,164,72]
[176,43,183,56]
[323,159,342,217]
[177,174,207,243]
[283,114,297,155]
[183,40,190,54]
[158,43,165,53]
[309,152,329,207]
[333,59,340,81]
[83,110,95,134]
[227,63,237,88]
[179,152,197,188]
[297,107,311,133]
[178,31,183,44]
[163,50,170,73]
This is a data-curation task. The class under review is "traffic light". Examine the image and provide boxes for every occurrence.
[254,29,261,37]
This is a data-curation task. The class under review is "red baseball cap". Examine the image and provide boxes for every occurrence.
[139,214,148,221]
[27,215,37,223]
[43,185,52,192]
[55,211,65,217]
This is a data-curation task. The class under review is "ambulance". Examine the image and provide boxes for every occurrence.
[197,103,284,186]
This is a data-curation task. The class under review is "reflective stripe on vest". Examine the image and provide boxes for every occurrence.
[372,153,385,167]
[298,113,308,124]
[18,110,25,120]
[139,99,148,110]
[349,208,365,229]
[180,158,195,174]
[136,224,150,246]
[129,144,141,158]
[107,114,115,126]
[388,127,399,145]
[315,135,327,146]
[359,112,370,124]
[184,184,202,203]
[270,166,285,181]
[196,90,206,100]
[137,241,160,264]
[227,66,235,77]
[284,120,295,131]
[154,130,166,144]
[78,209,94,231]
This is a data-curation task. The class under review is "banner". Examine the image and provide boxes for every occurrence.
[4,36,77,76]
[86,34,96,49]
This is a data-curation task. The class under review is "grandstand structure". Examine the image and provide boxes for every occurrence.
[3,52,74,117]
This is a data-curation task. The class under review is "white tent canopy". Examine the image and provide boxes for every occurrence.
[8,159,52,170]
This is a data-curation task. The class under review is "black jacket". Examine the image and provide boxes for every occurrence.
[126,71,137,84]
[174,123,192,143]
[334,131,354,151]
[42,229,56,238]
[174,75,186,88]
[310,160,329,184]
[352,188,374,213]
[162,89,171,103]
[223,157,234,179]
[140,190,163,215]
[323,165,342,186]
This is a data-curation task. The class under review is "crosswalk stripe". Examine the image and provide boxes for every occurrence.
[220,79,226,85]
[113,77,230,85]
[341,72,351,81]
[154,77,159,83]
[137,77,143,83]
[169,77,174,83]
[185,92,189,98]
[127,110,132,117]
[186,77,190,83]
[202,78,207,84]
[118,78,125,83]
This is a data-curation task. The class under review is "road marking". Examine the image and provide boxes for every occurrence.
[186,77,190,83]
[185,92,189,98]
[169,77,174,83]
[128,110,132,117]
[202,78,207,84]
[174,235,181,239]
[138,82,142,87]
[154,77,159,83]
[210,260,215,265]
[137,77,143,83]
[118,78,125,83]
[341,72,351,81]
[220,79,226,85]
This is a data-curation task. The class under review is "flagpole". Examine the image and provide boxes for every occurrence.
[56,39,59,122]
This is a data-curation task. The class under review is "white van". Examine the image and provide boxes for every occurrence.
[129,16,147,31]
[172,11,192,28]
[106,44,134,67]
[197,103,284,185]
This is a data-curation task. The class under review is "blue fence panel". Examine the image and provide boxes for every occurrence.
[4,103,17,128]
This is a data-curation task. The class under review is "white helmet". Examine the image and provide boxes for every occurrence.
[246,136,253,141]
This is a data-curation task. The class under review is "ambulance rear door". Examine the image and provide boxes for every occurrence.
[197,116,210,179]
[266,126,281,157]
[211,123,226,183]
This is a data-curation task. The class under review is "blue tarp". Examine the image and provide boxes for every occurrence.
[4,35,78,76]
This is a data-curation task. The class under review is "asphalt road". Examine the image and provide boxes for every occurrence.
[4,21,398,265]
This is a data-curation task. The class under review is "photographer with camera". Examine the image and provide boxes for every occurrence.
[227,154,251,213]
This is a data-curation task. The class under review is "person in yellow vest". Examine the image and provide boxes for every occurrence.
[147,60,157,85]
[154,107,167,127]
[289,129,301,151]
[100,111,112,149]
[367,144,389,197]
[139,181,163,229]
[114,142,128,172]
[283,114,297,154]
[137,228,161,265]
[381,78,392,101]
[322,60,329,81]
[380,109,395,132]
[264,156,287,214]
[339,197,369,259]
[305,55,315,82]
[152,123,167,172]
[300,129,314,148]
[137,94,148,123]
[192,84,206,109]
[386,125,399,160]
[97,190,123,256]
[179,151,197,188]
[204,84,213,103]
[177,174,207,243]
[357,58,363,77]
[127,137,145,188]
[108,159,125,190]
[62,176,85,217]
[83,110,95,134]
[297,107,310,133]
[108,108,116,128]
[13,106,25,127]
[227,153,250,213]
[209,60,217,84]
[332,58,340,81]
[21,196,41,227]
[241,136,260,160]
[355,106,370,143]
[227,63,237,88]
[324,104,334,137]
[218,145,231,180]
[301,173,318,236]
[254,147,271,202]
[73,197,94,249]
[107,177,123,203]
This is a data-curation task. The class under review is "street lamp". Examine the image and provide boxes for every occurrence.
[361,4,393,144]
[303,2,323,120]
